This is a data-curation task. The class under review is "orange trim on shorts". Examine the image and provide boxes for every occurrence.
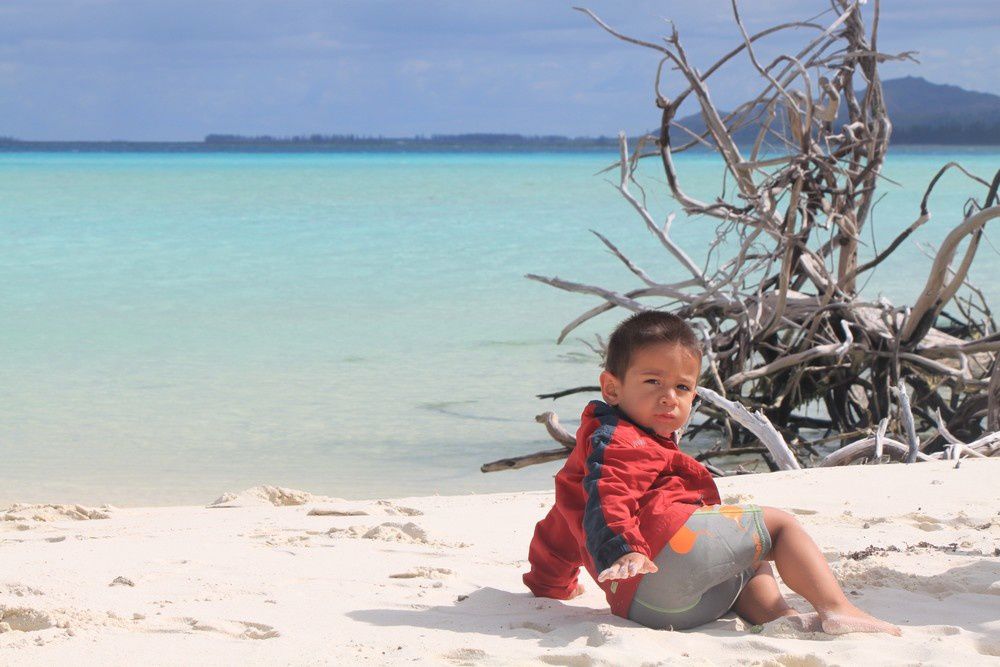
[752,530,763,562]
[667,524,711,554]
[717,504,746,527]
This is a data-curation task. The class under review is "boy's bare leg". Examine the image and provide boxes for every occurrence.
[733,562,806,625]
[732,562,795,622]
[733,562,825,631]
[760,506,901,636]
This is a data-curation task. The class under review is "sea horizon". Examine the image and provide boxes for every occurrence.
[2,143,998,154]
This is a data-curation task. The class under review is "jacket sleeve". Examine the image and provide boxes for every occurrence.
[582,430,654,571]
[523,505,582,599]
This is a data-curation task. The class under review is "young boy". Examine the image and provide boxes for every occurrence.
[523,311,900,635]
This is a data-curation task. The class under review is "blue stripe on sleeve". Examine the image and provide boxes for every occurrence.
[582,411,634,572]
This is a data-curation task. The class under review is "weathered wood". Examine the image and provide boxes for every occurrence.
[989,357,1000,431]
[696,387,801,470]
[485,1,1000,476]
[930,409,962,445]
[945,444,987,460]
[873,418,888,459]
[891,381,920,463]
[535,412,576,449]
[901,207,1000,345]
[965,430,1000,456]
[481,448,569,473]
[695,446,768,461]
[724,322,853,388]
[817,436,934,466]
[536,386,600,400]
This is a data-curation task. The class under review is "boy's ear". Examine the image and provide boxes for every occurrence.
[599,370,620,404]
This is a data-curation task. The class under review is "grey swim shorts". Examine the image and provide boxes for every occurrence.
[627,503,772,631]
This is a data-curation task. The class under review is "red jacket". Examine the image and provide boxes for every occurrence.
[523,400,721,618]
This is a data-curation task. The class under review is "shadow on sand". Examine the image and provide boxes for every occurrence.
[347,586,641,648]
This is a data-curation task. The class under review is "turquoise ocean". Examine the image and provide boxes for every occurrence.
[1,148,997,506]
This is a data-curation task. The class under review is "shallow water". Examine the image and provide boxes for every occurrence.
[1,148,997,506]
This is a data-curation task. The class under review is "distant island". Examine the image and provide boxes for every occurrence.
[1,77,997,152]
[665,76,1000,147]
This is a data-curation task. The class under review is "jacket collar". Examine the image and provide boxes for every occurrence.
[587,400,678,449]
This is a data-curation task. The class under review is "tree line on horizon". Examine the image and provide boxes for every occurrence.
[202,133,623,145]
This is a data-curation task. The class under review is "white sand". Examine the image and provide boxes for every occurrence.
[1,460,999,665]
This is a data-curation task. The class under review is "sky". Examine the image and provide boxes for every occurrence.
[1,0,998,141]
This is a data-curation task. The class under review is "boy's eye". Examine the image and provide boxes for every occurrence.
[677,384,691,392]
[645,379,660,385]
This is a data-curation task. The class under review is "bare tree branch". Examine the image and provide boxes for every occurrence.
[488,1,1000,476]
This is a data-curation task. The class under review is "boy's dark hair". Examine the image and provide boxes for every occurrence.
[604,311,702,378]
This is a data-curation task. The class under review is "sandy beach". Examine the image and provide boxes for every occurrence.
[1,459,998,665]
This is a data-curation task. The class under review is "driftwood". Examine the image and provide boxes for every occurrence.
[481,448,571,473]
[817,437,934,466]
[695,387,801,470]
[482,0,999,477]
[535,411,576,449]
[990,361,1000,431]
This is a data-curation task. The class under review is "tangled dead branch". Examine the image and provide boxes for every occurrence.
[483,0,1000,476]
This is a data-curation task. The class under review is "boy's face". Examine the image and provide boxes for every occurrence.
[599,342,701,438]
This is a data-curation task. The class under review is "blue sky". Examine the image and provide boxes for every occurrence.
[2,0,997,140]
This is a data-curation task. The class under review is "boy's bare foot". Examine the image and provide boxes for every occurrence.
[819,606,901,636]
[780,611,823,633]
[567,584,585,599]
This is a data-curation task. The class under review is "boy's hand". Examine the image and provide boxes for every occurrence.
[597,552,658,582]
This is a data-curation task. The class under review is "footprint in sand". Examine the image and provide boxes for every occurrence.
[904,512,947,532]
[757,613,828,639]
[329,522,430,544]
[947,511,998,531]
[328,521,467,547]
[921,624,962,636]
[976,637,1000,657]
[208,485,338,508]
[307,500,423,518]
[1,503,112,522]
[762,653,831,666]
[251,530,323,548]
[511,621,554,634]
[538,654,598,667]
[389,567,453,580]
[835,559,1000,599]
[307,508,369,517]
[374,500,424,516]
[252,521,448,549]
[0,583,45,598]
[583,623,618,648]
[0,605,119,636]
[174,616,280,640]
[0,606,57,633]
[441,647,488,665]
[0,522,34,534]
